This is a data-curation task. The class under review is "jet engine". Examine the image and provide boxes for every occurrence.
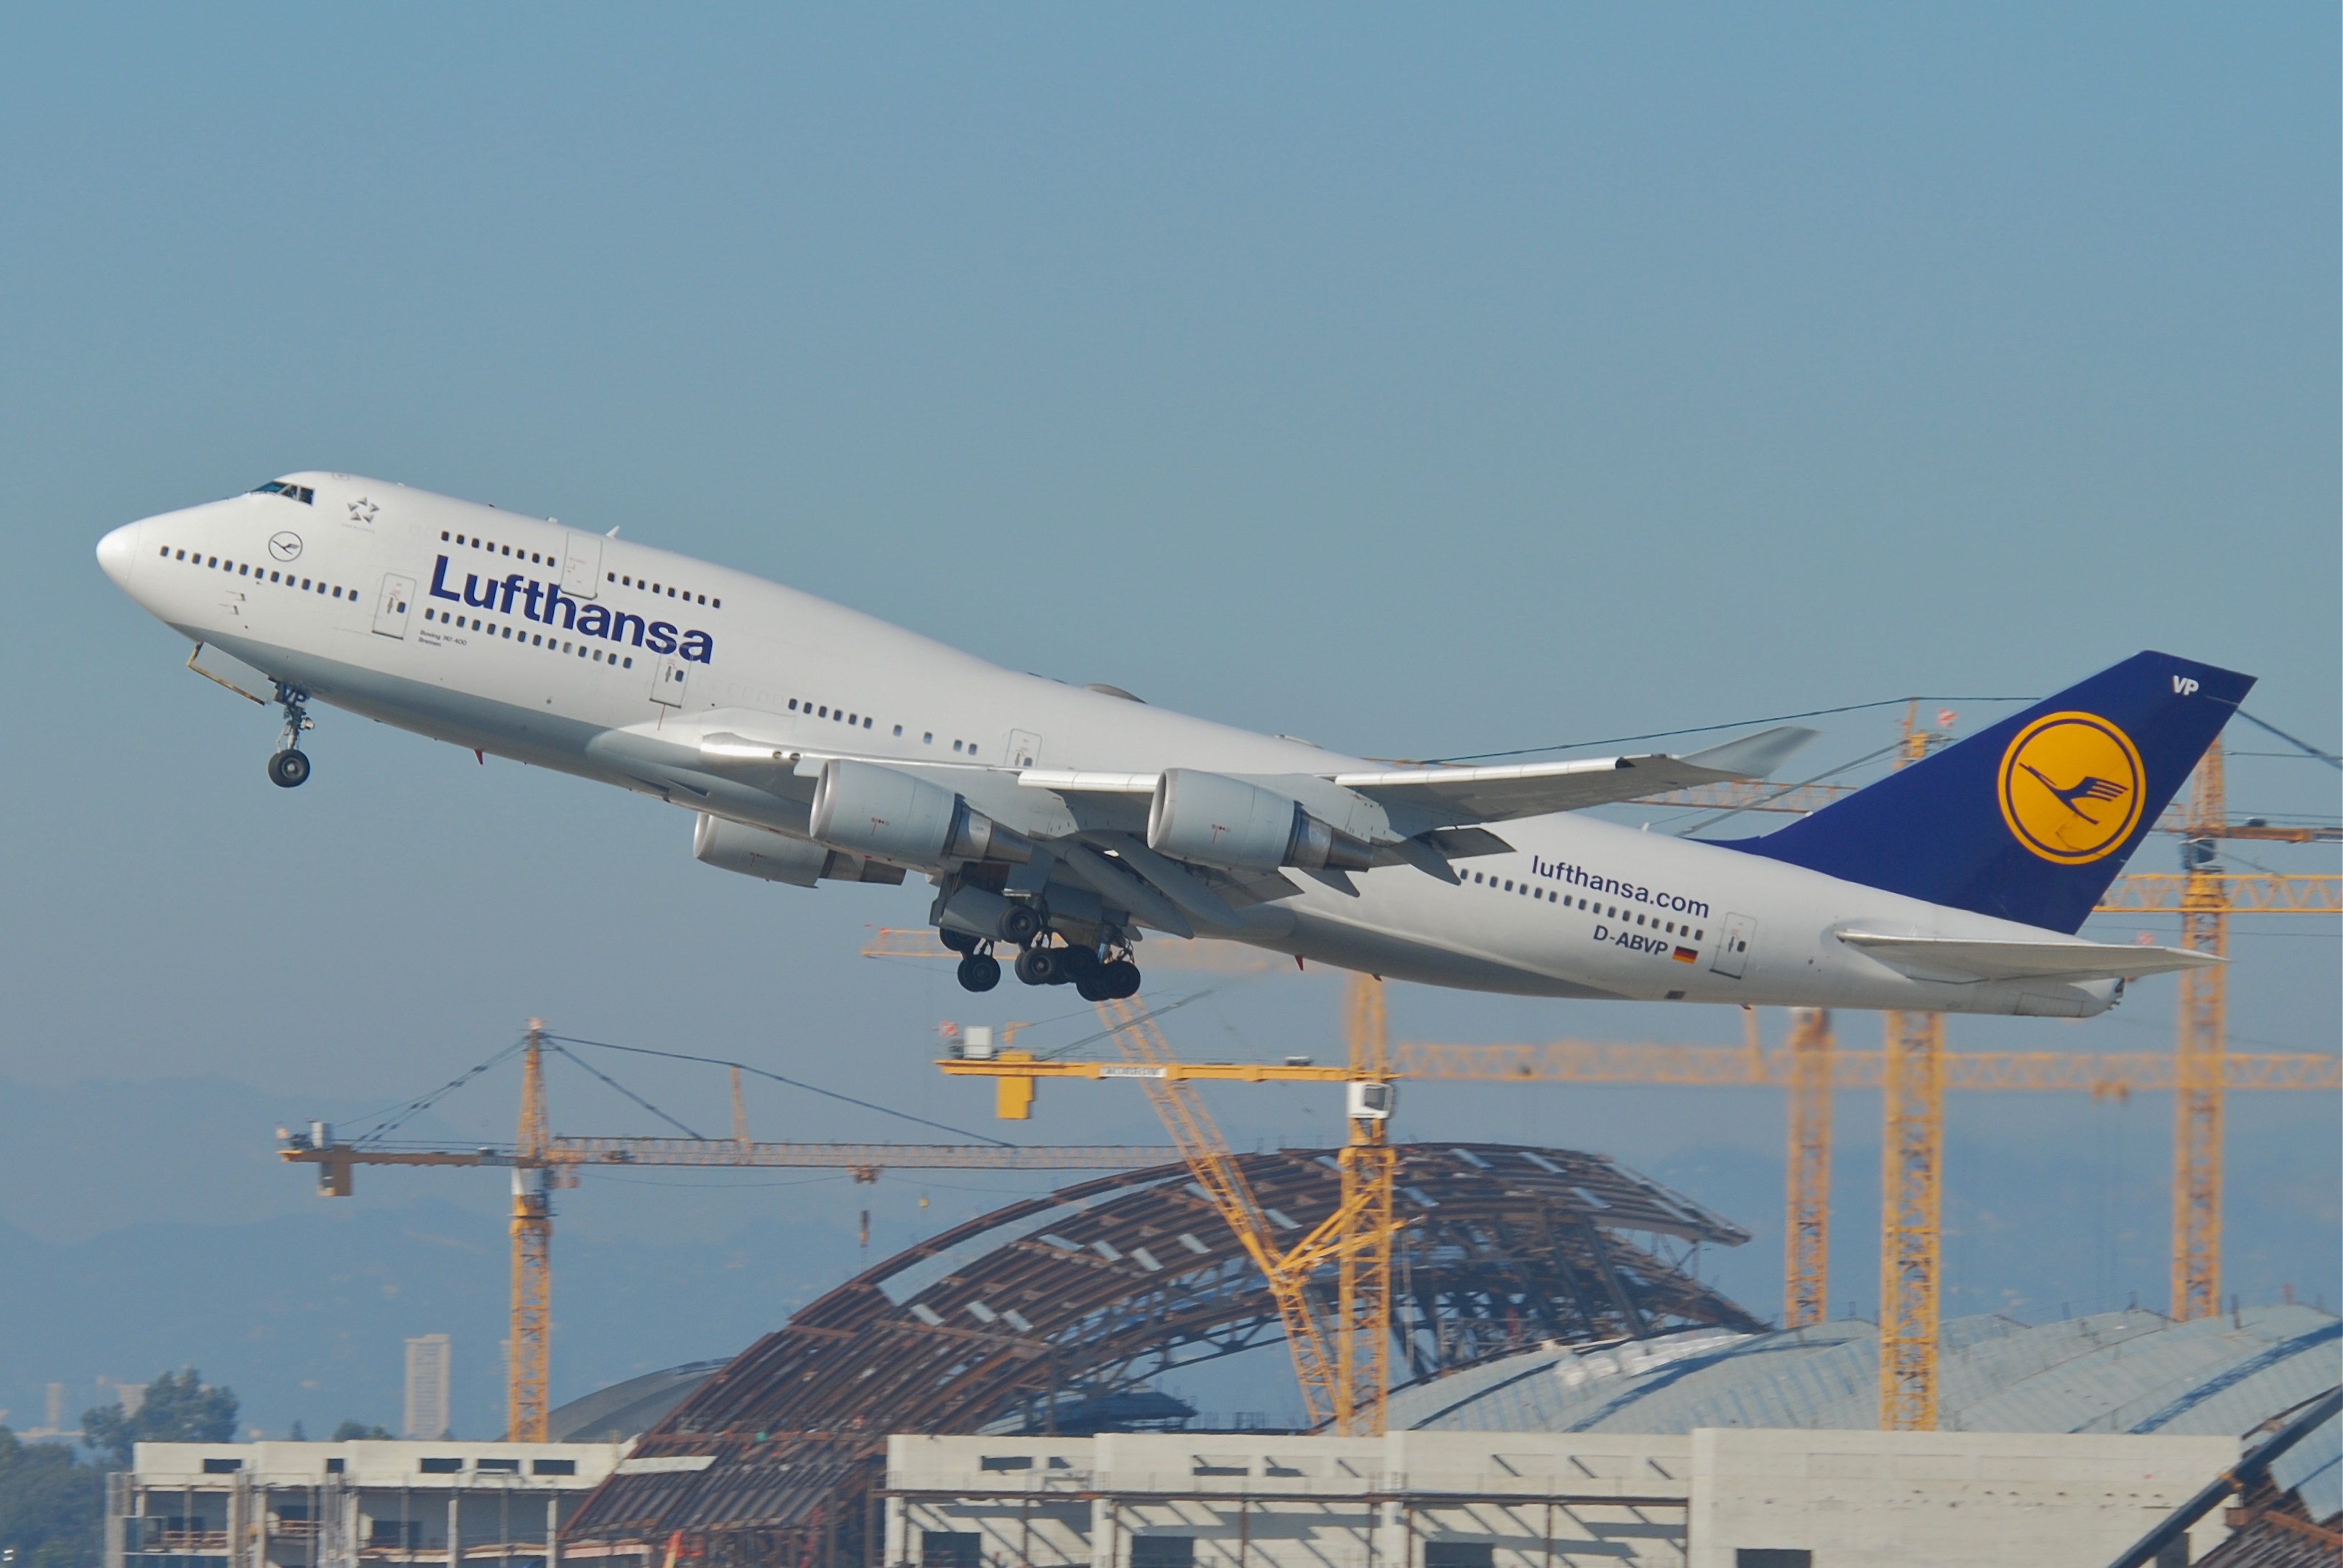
[1146,769,1375,873]
[693,812,904,886]
[809,759,1034,868]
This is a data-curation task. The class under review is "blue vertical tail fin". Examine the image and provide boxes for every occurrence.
[1730,651,2255,933]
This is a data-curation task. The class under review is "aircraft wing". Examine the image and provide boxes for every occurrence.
[1332,725,1819,827]
[1837,932,2224,984]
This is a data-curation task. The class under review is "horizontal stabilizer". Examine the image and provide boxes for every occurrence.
[1837,931,2223,984]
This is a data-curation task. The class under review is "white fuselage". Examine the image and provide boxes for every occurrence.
[97,473,2118,1016]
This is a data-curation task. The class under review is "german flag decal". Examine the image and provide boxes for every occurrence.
[1671,946,1699,963]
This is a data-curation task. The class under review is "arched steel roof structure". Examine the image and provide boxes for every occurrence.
[564,1142,1763,1563]
[1388,1303,2342,1445]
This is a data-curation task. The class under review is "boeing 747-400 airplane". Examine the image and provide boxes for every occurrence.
[98,473,2244,1011]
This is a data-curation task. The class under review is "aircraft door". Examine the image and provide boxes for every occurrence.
[1709,913,1756,979]
[371,574,414,639]
[1008,730,1042,768]
[561,534,603,599]
[650,654,690,708]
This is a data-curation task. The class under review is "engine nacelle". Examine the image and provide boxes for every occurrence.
[693,812,904,887]
[1146,769,1375,873]
[809,759,1034,868]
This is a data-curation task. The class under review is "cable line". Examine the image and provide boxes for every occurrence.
[1424,694,2039,764]
[547,1034,1015,1146]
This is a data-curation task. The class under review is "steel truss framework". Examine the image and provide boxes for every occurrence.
[562,1144,1762,1564]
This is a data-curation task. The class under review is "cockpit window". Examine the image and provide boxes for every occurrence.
[251,481,316,504]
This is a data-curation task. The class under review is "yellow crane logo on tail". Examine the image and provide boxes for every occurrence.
[1996,711,2146,864]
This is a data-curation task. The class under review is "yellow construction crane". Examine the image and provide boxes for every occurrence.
[510,1024,555,1442]
[960,979,1402,1435]
[1782,1009,1832,1332]
[2133,739,2342,1323]
[282,1033,1179,1439]
[960,1026,2333,1434]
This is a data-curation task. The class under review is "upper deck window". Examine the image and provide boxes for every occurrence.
[252,481,316,504]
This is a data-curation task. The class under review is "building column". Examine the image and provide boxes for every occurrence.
[1088,1499,1115,1568]
[546,1496,561,1568]
[883,1495,906,1568]
[104,1472,130,1568]
[449,1492,463,1568]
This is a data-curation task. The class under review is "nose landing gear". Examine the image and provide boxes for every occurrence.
[266,682,315,789]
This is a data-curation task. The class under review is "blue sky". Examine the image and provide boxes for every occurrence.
[0,5,2333,1436]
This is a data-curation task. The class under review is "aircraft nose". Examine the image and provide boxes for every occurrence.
[96,521,141,588]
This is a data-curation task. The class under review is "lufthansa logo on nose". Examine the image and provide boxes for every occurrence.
[1997,711,2146,864]
[269,532,304,562]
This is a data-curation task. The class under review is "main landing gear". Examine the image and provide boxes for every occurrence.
[942,924,1140,999]
[266,682,315,789]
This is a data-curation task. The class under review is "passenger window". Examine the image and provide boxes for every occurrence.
[893,725,902,736]
[788,700,797,710]
[442,532,450,541]
[712,598,720,608]
[923,733,933,743]
[623,657,633,668]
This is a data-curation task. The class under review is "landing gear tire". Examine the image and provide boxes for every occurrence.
[1000,904,1045,946]
[939,928,978,955]
[955,953,1002,993]
[267,749,311,789]
[1013,946,1062,987]
[1075,970,1113,1002]
[1101,959,1141,999]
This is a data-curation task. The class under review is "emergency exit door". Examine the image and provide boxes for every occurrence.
[1709,914,1756,979]
[372,574,414,639]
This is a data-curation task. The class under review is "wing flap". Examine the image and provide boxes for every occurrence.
[1334,726,1818,825]
[1837,932,2224,983]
